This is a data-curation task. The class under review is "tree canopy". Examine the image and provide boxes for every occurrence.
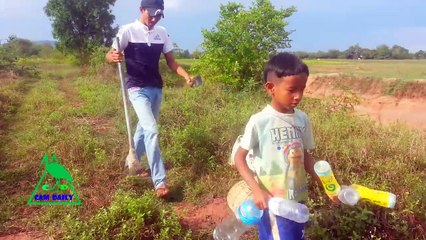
[196,0,296,90]
[293,44,425,60]
[44,0,117,65]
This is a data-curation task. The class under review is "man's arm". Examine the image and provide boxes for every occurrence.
[164,51,193,86]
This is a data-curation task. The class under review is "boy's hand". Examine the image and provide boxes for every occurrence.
[253,188,272,210]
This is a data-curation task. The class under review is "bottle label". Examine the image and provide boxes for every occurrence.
[318,174,341,199]
[352,184,395,208]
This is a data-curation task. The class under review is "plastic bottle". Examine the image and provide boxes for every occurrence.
[213,199,263,240]
[314,160,341,200]
[351,184,396,208]
[338,185,360,206]
[268,197,310,223]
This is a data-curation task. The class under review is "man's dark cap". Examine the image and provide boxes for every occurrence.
[141,0,164,17]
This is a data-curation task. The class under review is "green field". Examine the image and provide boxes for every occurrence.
[177,58,426,81]
[176,58,198,66]
[304,59,426,81]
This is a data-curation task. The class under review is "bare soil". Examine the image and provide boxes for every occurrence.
[0,232,44,240]
[174,198,229,232]
[305,74,426,133]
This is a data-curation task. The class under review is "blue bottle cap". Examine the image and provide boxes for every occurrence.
[237,199,263,225]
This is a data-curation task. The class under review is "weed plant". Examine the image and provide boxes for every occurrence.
[62,190,192,240]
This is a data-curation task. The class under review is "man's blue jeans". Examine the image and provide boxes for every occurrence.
[128,87,166,189]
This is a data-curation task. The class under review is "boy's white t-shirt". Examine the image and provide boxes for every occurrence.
[240,105,315,202]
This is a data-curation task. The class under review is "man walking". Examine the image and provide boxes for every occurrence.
[106,0,194,198]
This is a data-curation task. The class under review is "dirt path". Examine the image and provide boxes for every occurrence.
[174,198,229,232]
[305,74,426,133]
[0,232,44,240]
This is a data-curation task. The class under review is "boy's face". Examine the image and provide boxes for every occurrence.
[265,72,308,113]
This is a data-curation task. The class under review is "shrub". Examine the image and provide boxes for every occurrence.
[62,190,192,240]
[195,0,295,90]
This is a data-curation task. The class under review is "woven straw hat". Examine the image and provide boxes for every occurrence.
[227,180,253,214]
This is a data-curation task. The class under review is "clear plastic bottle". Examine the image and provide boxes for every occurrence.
[268,197,310,223]
[338,185,360,206]
[213,199,263,240]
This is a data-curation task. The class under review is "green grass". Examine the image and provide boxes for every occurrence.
[62,190,192,240]
[175,58,199,66]
[305,59,426,81]
[0,59,425,239]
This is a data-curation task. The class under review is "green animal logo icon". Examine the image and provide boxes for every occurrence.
[38,154,73,192]
[28,154,81,205]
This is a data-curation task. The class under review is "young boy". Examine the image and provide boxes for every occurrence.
[235,52,317,239]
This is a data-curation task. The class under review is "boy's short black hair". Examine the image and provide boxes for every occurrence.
[263,52,309,83]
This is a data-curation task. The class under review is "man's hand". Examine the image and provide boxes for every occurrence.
[186,76,194,87]
[107,49,124,63]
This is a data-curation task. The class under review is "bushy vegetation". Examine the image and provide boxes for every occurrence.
[305,96,425,239]
[62,190,192,240]
[195,0,295,90]
[0,36,43,77]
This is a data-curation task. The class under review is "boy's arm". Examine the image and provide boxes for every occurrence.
[304,150,321,185]
[235,147,270,209]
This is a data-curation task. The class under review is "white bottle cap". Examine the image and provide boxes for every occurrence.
[314,160,331,176]
[388,193,396,208]
[338,186,360,206]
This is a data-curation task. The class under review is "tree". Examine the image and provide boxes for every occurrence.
[390,45,411,59]
[197,0,296,89]
[0,36,39,77]
[375,44,391,59]
[172,43,192,59]
[327,49,341,59]
[360,49,377,59]
[0,44,18,72]
[3,36,39,57]
[414,50,426,59]
[44,0,117,65]
[192,48,203,59]
[345,44,363,59]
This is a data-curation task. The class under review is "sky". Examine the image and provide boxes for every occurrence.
[1,0,426,53]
